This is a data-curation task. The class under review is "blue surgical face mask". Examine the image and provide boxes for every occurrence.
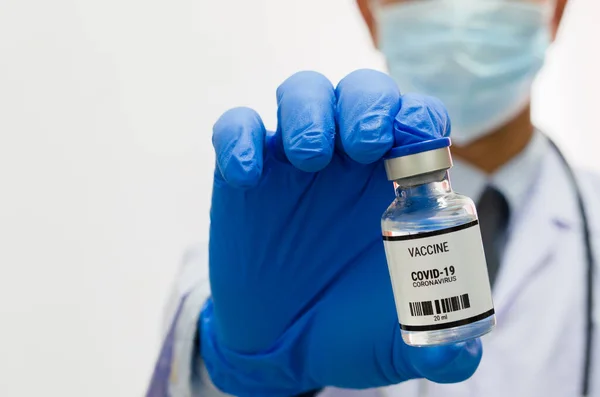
[377,0,552,145]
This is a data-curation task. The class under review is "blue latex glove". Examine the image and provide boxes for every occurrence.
[200,69,482,396]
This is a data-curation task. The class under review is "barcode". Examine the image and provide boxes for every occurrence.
[409,294,471,317]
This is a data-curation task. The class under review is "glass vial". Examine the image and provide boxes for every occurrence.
[381,144,496,347]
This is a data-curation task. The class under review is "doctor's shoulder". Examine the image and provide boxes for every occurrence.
[161,242,209,332]
[177,242,209,289]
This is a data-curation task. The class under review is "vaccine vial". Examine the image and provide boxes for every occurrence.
[381,141,496,347]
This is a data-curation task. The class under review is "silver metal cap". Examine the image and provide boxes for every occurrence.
[384,147,453,181]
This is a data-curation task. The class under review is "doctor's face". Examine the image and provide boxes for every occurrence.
[356,0,569,152]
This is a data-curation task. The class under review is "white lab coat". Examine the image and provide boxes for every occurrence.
[147,144,600,397]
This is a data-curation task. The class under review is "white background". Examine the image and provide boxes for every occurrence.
[0,0,598,396]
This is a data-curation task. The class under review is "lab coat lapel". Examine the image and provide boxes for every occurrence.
[492,149,579,316]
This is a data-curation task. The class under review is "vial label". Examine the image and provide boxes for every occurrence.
[383,220,495,331]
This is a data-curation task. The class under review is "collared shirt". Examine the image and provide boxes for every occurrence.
[450,130,549,218]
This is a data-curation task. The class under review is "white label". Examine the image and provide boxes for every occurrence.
[383,220,494,331]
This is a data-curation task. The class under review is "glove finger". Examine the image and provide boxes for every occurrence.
[335,69,399,164]
[276,71,336,172]
[405,338,483,383]
[212,107,265,188]
[393,93,452,145]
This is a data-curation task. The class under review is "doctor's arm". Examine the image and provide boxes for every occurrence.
[147,69,483,397]
[146,245,323,397]
[145,244,231,397]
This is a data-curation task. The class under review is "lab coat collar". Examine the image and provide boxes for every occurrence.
[451,131,547,218]
[492,140,581,316]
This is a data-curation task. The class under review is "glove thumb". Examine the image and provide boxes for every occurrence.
[402,338,483,384]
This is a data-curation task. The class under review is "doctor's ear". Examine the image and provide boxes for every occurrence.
[357,0,378,47]
[551,0,569,40]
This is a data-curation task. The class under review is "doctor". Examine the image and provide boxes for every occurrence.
[146,0,600,396]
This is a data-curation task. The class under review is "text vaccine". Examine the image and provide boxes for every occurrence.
[381,136,496,347]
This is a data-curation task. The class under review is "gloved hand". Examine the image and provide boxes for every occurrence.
[200,69,482,396]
